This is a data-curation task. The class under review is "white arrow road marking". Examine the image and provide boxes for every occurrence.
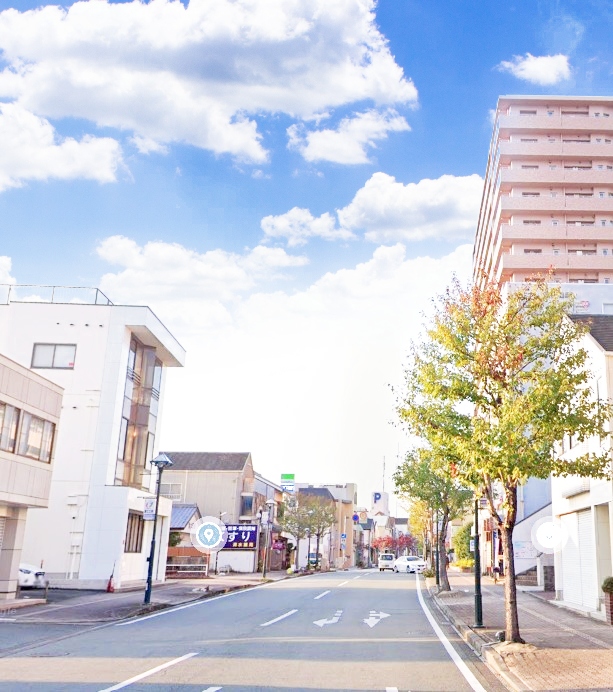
[314,590,330,600]
[313,609,343,627]
[260,609,298,627]
[98,652,198,691]
[363,610,391,628]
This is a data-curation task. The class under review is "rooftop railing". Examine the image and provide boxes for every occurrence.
[0,284,113,306]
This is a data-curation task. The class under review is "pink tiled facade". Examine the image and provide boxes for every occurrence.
[474,96,613,285]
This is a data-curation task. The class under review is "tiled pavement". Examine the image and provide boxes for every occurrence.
[432,571,613,691]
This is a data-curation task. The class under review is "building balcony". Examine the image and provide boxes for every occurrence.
[498,223,613,243]
[499,194,613,213]
[499,141,613,160]
[500,168,613,186]
[500,251,613,271]
[498,114,613,133]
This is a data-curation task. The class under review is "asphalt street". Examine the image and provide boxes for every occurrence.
[0,570,509,691]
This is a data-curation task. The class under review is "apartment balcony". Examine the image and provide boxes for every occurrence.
[499,194,613,213]
[499,223,612,243]
[498,114,613,133]
[500,168,613,186]
[500,251,613,271]
[499,141,613,161]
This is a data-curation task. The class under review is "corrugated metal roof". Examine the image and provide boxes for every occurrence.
[162,452,251,471]
[170,503,200,530]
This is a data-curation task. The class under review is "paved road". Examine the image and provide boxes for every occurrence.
[0,570,508,691]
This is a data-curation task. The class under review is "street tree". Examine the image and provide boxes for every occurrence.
[406,498,430,560]
[394,447,473,591]
[397,276,612,642]
[300,494,336,570]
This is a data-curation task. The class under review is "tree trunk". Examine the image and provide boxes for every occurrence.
[501,484,524,643]
[294,539,300,570]
[315,533,321,570]
[438,511,451,591]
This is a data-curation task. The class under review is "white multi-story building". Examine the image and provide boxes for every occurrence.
[0,285,185,589]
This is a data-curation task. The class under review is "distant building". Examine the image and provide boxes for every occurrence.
[160,452,284,572]
[0,284,185,589]
[0,353,63,599]
[295,483,357,569]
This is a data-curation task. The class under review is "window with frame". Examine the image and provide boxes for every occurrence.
[124,512,144,553]
[0,402,19,453]
[17,412,54,462]
[32,344,76,369]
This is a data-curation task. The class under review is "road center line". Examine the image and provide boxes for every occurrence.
[97,652,198,691]
[202,687,222,691]
[314,590,330,599]
[337,580,349,587]
[260,609,298,627]
[415,575,487,692]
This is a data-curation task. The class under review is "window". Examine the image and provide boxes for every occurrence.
[520,138,538,142]
[522,192,540,197]
[32,344,76,369]
[17,411,54,462]
[0,403,19,453]
[602,220,607,226]
[523,220,541,225]
[553,249,560,255]
[519,110,537,115]
[604,249,609,255]
[124,513,144,553]
[524,249,543,254]
[160,483,183,501]
[606,278,611,284]
[552,220,559,225]
[600,192,606,198]
[521,165,539,169]
[547,110,554,116]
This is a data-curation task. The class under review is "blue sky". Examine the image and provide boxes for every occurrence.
[1,0,611,507]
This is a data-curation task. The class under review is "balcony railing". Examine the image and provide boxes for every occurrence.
[0,284,113,306]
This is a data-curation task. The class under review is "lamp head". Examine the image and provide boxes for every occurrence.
[265,498,275,508]
[151,453,173,471]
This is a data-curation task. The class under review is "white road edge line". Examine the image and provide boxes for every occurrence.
[314,590,330,600]
[337,580,349,587]
[97,652,198,691]
[415,575,487,692]
[260,609,298,627]
[116,582,268,627]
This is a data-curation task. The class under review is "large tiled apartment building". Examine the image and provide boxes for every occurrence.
[474,95,613,285]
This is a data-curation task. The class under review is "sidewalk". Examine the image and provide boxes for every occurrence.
[430,570,613,691]
[0,571,290,625]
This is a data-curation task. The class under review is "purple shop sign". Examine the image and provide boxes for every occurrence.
[225,524,258,550]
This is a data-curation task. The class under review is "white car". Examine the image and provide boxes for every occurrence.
[394,555,427,574]
[18,564,46,588]
[378,553,395,571]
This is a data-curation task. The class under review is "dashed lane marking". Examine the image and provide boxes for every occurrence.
[97,652,198,691]
[314,590,330,599]
[260,609,298,627]
[337,580,349,587]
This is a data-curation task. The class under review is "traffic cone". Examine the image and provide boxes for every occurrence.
[106,574,115,592]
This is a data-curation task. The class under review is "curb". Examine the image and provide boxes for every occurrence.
[428,588,530,692]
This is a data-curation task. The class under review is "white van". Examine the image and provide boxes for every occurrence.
[378,553,395,571]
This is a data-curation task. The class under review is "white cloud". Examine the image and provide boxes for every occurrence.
[497,53,571,85]
[0,103,122,191]
[97,236,308,328]
[0,256,16,284]
[337,172,483,243]
[287,109,410,164]
[130,135,168,156]
[94,233,472,501]
[261,207,355,247]
[0,0,417,163]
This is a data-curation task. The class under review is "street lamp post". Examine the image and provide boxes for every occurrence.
[144,453,173,605]
[473,495,484,628]
[262,499,275,579]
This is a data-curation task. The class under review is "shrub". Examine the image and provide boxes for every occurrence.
[454,558,475,570]
[453,522,473,561]
[602,576,613,594]
[422,568,435,578]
